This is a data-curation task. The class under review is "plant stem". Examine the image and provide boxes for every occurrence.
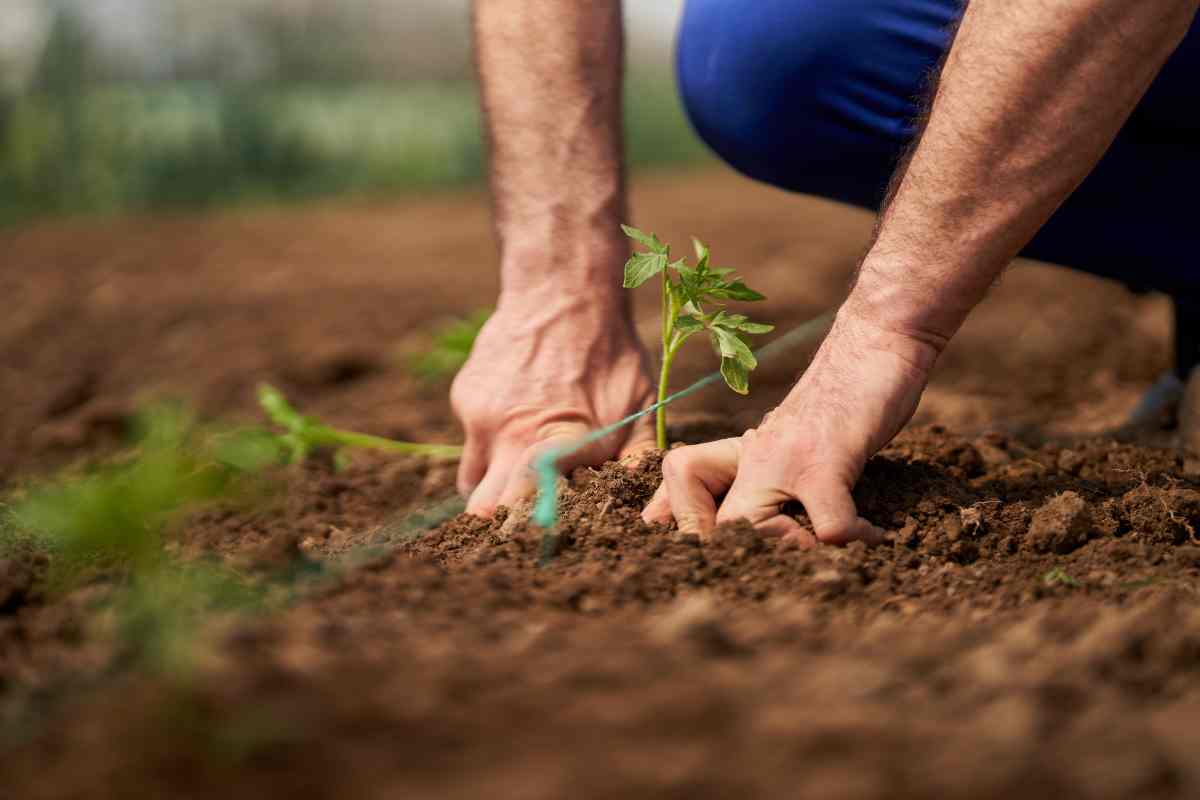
[325,429,463,459]
[656,337,681,450]
[658,267,674,450]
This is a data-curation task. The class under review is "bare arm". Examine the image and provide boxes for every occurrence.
[453,1,655,515]
[852,0,1200,362]
[647,0,1200,541]
[474,0,629,302]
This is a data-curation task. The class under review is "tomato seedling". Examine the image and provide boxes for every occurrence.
[622,225,773,449]
[257,383,462,465]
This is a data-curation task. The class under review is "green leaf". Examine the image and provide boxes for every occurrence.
[623,252,668,288]
[675,315,705,335]
[257,384,305,431]
[675,261,706,306]
[621,225,667,254]
[711,312,746,330]
[711,327,757,370]
[738,321,775,335]
[709,281,766,302]
[692,238,711,271]
[720,357,749,395]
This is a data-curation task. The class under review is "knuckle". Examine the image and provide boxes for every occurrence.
[661,447,694,474]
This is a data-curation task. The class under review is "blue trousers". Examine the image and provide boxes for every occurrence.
[677,0,1200,297]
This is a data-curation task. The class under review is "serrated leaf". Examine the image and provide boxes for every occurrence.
[621,225,667,254]
[711,327,758,370]
[673,259,698,282]
[675,315,705,334]
[675,262,707,307]
[720,357,749,395]
[692,238,710,271]
[623,252,668,288]
[711,312,747,330]
[709,281,766,302]
[737,321,775,335]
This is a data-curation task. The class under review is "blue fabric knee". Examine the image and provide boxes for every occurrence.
[676,0,1200,295]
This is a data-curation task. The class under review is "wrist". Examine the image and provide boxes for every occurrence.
[830,293,943,378]
[497,226,631,314]
[840,253,977,363]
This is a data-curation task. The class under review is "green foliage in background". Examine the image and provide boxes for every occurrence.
[5,403,283,675]
[0,73,708,225]
[407,309,491,382]
[10,404,273,584]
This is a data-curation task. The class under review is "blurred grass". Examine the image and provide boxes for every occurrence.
[0,72,710,226]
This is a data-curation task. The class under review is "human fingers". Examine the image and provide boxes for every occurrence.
[642,481,672,524]
[791,468,885,546]
[643,439,741,535]
[714,476,809,540]
[456,429,490,497]
[465,441,527,517]
[493,421,606,511]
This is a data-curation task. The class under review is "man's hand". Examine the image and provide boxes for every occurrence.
[461,0,637,515]
[452,292,655,516]
[643,0,1198,542]
[643,309,935,543]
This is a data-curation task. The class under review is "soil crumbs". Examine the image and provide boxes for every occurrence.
[4,425,1200,800]
[0,171,1194,798]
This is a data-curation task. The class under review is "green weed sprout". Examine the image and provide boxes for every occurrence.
[408,309,490,382]
[622,225,774,449]
[14,405,258,580]
[257,383,462,464]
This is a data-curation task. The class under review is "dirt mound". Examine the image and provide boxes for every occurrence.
[5,425,1200,799]
[0,171,1192,797]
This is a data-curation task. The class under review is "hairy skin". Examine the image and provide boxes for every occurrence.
[455,0,655,515]
[647,0,1200,542]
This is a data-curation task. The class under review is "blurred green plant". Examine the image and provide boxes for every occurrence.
[258,383,462,465]
[4,402,285,679]
[11,404,273,583]
[407,309,490,382]
[1041,568,1081,589]
[111,562,270,675]
[0,70,708,225]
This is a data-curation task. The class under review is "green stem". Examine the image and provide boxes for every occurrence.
[657,268,675,450]
[656,336,681,450]
[321,428,463,459]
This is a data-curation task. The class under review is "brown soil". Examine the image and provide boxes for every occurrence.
[2,169,1197,799]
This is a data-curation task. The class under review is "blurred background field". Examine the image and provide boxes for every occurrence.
[0,0,705,225]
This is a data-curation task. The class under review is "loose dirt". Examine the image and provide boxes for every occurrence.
[2,170,1197,799]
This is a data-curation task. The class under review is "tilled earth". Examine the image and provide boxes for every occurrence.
[2,170,1198,799]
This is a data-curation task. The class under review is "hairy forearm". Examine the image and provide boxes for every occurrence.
[846,0,1199,360]
[473,0,628,304]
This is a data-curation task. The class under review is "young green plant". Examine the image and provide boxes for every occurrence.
[622,225,773,449]
[257,383,462,466]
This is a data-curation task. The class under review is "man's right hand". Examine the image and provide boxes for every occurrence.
[451,291,657,516]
